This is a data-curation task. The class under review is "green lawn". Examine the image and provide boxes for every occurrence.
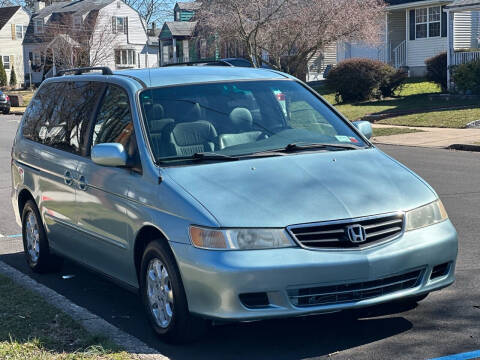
[372,127,425,137]
[315,78,480,128]
[377,108,480,128]
[0,274,132,360]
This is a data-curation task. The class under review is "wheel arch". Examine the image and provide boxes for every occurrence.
[18,188,35,218]
[133,225,174,282]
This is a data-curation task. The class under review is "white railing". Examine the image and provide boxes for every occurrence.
[392,40,406,69]
[452,51,480,65]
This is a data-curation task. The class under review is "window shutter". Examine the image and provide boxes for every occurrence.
[124,17,128,35]
[10,55,14,68]
[112,16,116,33]
[11,24,16,40]
[409,9,415,40]
[441,5,447,37]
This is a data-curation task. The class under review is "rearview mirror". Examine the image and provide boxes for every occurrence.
[352,120,372,140]
[91,143,127,167]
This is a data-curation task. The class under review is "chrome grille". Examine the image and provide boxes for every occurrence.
[287,213,404,249]
[288,269,423,307]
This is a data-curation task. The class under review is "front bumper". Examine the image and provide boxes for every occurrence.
[170,219,457,320]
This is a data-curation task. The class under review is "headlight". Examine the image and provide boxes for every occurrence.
[189,226,296,250]
[405,199,448,231]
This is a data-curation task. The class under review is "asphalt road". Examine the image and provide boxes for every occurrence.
[1,114,479,360]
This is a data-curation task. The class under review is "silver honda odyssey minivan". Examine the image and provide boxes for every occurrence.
[11,66,458,343]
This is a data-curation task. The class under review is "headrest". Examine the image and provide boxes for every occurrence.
[179,102,202,122]
[229,107,253,132]
[172,120,217,146]
[152,104,164,119]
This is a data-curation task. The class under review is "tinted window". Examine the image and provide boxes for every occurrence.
[22,81,103,155]
[92,85,137,158]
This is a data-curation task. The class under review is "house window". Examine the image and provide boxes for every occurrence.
[34,18,44,34]
[3,56,10,70]
[115,49,136,66]
[112,16,127,34]
[73,16,82,29]
[29,52,42,69]
[415,6,441,39]
[15,25,26,39]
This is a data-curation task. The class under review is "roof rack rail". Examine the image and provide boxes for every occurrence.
[55,67,113,77]
[163,60,234,67]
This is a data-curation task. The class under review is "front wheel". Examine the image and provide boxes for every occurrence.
[21,200,63,273]
[140,240,209,343]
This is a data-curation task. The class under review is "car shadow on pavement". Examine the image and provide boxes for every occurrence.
[0,251,414,360]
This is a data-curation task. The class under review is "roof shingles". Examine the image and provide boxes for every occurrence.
[0,5,20,31]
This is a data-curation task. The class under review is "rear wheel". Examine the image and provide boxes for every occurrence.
[2,109,9,115]
[21,200,62,273]
[140,240,208,343]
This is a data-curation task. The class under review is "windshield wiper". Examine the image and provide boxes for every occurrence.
[282,142,362,152]
[158,152,239,163]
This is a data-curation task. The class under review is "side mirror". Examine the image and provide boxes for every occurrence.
[91,143,127,167]
[352,120,372,140]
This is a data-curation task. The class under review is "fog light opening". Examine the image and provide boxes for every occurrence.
[430,262,450,280]
[239,292,270,309]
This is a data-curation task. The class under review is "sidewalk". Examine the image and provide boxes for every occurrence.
[372,124,480,148]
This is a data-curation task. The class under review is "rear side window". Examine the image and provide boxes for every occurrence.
[22,81,103,155]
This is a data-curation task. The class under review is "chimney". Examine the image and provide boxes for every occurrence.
[34,0,45,13]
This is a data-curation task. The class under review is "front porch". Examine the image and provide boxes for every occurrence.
[385,2,478,76]
[445,0,480,89]
[384,3,451,76]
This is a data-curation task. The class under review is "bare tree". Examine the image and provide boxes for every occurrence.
[123,0,176,26]
[197,0,385,78]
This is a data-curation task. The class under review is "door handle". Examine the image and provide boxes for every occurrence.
[78,175,88,191]
[64,170,73,186]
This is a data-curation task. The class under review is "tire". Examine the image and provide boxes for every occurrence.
[140,240,209,343]
[2,109,9,115]
[21,200,63,273]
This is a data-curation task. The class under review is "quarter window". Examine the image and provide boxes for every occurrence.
[415,6,441,39]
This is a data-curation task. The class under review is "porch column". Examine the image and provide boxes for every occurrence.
[159,40,163,66]
[385,12,389,63]
[447,10,454,91]
[183,39,189,62]
[172,37,177,63]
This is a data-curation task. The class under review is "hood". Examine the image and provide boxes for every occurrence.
[164,148,437,227]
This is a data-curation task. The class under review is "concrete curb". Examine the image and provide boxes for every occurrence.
[0,260,168,360]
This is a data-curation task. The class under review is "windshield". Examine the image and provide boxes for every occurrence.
[139,80,367,162]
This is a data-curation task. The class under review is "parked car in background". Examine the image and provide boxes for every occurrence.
[11,66,457,344]
[0,91,11,114]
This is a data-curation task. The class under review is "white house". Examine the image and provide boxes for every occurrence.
[445,0,480,87]
[0,6,30,86]
[23,0,158,84]
[337,0,479,76]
